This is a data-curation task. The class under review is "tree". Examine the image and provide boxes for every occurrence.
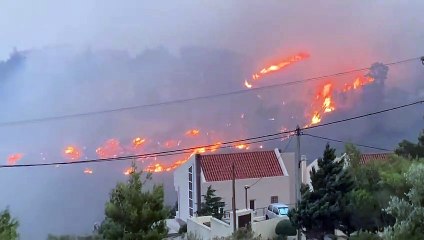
[99,162,169,240]
[383,163,424,240]
[275,220,297,240]
[395,129,424,158]
[0,208,19,240]
[198,185,224,220]
[289,144,355,239]
[46,235,101,240]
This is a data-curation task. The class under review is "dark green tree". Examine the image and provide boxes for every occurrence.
[289,144,355,239]
[395,129,424,158]
[99,162,169,240]
[275,220,297,240]
[0,208,19,240]
[198,185,224,220]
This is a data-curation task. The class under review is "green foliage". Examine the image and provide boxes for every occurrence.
[383,163,424,240]
[289,144,355,239]
[275,220,296,237]
[99,162,169,240]
[395,130,424,159]
[350,231,381,240]
[178,223,187,234]
[0,208,19,240]
[198,185,225,220]
[46,235,101,240]
[345,143,361,170]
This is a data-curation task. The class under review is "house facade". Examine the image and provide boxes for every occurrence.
[173,149,295,222]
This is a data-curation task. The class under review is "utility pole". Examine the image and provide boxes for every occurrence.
[232,161,237,233]
[295,125,302,240]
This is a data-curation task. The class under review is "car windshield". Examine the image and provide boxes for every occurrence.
[278,207,289,215]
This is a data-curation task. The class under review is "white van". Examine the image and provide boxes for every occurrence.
[265,203,289,220]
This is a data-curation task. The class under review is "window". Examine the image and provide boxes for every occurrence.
[188,166,194,217]
[268,205,272,211]
[189,191,192,199]
[189,172,192,181]
[189,208,193,217]
[189,200,193,208]
[189,182,193,191]
[189,166,192,173]
[273,207,279,215]
[249,200,255,210]
[271,196,278,204]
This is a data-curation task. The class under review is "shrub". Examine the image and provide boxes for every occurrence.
[350,231,381,240]
[275,220,297,237]
[178,223,187,234]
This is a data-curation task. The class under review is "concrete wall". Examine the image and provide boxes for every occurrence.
[252,217,281,239]
[210,217,232,239]
[187,216,211,239]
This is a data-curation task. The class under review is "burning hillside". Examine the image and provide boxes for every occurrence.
[0,49,392,175]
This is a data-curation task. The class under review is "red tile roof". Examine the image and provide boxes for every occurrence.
[359,153,393,165]
[199,150,284,182]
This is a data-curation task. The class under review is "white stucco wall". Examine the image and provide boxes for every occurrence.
[174,155,198,222]
[187,216,211,239]
[252,217,282,239]
[201,151,295,211]
[175,151,296,223]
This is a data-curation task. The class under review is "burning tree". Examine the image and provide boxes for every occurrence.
[99,162,169,239]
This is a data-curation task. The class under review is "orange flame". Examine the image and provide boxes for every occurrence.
[96,139,123,158]
[124,167,136,175]
[7,153,23,165]
[63,146,81,161]
[84,168,93,174]
[132,137,146,149]
[307,75,376,126]
[185,129,200,137]
[245,53,309,88]
[244,80,252,88]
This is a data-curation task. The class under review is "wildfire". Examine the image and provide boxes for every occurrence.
[7,153,23,165]
[185,129,200,137]
[307,75,375,126]
[96,139,123,158]
[235,144,249,150]
[132,137,146,149]
[244,80,252,89]
[123,167,136,175]
[84,168,93,174]
[244,53,309,88]
[63,146,81,161]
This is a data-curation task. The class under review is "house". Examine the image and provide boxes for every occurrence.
[301,152,393,186]
[173,149,296,223]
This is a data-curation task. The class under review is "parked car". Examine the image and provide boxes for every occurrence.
[265,203,289,220]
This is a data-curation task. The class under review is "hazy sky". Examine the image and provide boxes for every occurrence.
[1,1,423,60]
[1,1,424,239]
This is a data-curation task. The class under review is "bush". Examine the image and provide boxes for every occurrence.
[350,231,381,240]
[178,223,187,234]
[275,220,297,237]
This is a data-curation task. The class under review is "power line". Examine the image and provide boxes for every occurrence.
[0,99,422,169]
[0,56,421,127]
[303,133,393,151]
[0,132,293,168]
[302,100,424,131]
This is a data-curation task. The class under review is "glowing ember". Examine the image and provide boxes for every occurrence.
[209,142,222,152]
[63,146,81,161]
[343,76,375,92]
[185,129,200,137]
[235,144,248,150]
[96,139,123,158]
[244,80,252,88]
[7,153,23,165]
[132,137,146,149]
[124,167,136,175]
[84,168,93,174]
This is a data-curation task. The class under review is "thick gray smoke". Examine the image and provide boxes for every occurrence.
[1,1,424,239]
[0,46,422,239]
